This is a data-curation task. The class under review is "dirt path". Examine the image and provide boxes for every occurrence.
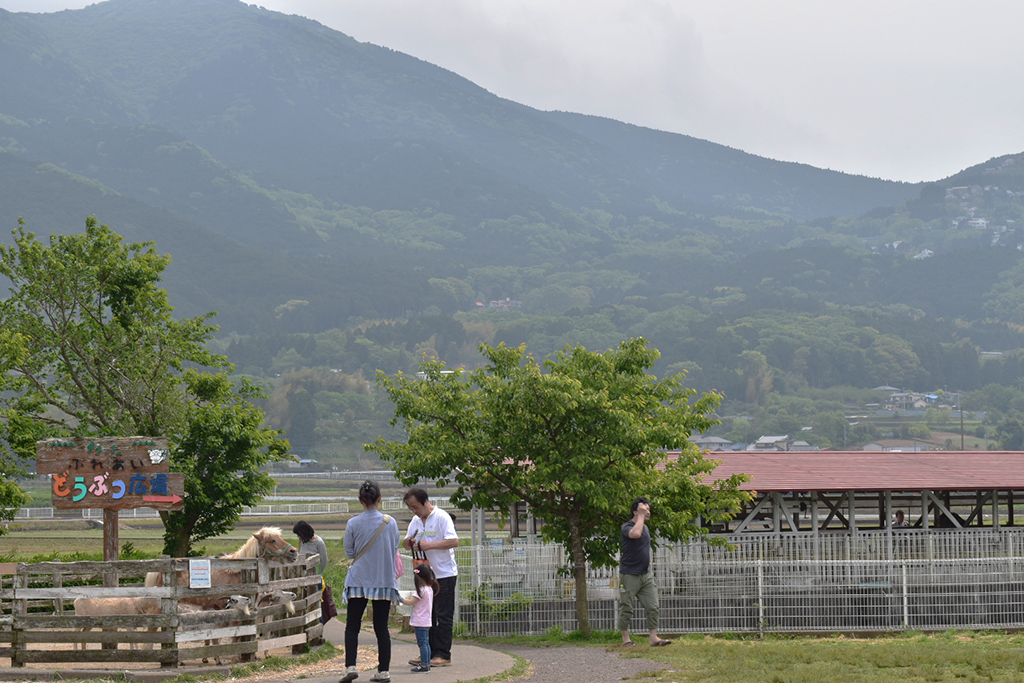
[497,644,668,683]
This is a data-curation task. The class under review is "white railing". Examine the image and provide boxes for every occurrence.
[8,507,54,519]
[78,501,351,519]
[458,528,1024,636]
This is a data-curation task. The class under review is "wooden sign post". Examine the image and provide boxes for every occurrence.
[36,437,185,561]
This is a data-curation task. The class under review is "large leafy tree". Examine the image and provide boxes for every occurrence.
[162,371,288,557]
[370,338,751,635]
[0,217,288,552]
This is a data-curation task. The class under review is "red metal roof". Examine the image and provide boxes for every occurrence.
[688,450,1024,493]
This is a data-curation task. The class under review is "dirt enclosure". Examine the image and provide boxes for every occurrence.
[0,556,323,669]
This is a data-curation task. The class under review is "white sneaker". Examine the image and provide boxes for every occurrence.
[369,671,391,682]
[341,665,359,682]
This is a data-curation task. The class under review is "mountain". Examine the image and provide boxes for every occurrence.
[1,0,919,221]
[0,0,1018,341]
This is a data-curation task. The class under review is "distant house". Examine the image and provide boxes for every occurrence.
[862,440,930,452]
[747,435,794,452]
[691,436,734,452]
[790,440,820,452]
[488,298,523,310]
[912,249,934,260]
[288,457,319,469]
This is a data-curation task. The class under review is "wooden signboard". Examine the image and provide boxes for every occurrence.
[36,437,184,511]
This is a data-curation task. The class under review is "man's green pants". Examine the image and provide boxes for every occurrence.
[617,571,659,631]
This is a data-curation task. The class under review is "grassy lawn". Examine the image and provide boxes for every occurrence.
[576,630,1024,683]
[0,515,353,561]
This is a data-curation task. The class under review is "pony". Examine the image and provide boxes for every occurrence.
[142,527,299,661]
[145,527,299,609]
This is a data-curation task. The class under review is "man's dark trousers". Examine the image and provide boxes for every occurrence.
[431,575,457,660]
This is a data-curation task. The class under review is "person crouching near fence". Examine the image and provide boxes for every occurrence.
[403,563,439,673]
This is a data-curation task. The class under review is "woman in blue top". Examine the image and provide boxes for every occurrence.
[341,480,401,683]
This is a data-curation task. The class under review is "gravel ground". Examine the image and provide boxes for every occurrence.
[497,644,669,683]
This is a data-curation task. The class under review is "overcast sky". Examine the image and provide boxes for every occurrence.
[4,0,1023,183]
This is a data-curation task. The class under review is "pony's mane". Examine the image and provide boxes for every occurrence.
[227,526,285,559]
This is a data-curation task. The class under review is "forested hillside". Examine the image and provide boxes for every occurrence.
[2,0,1024,465]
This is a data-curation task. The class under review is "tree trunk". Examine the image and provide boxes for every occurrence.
[568,516,591,637]
[165,514,197,557]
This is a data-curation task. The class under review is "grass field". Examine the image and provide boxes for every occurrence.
[511,629,1024,683]
[0,514,354,562]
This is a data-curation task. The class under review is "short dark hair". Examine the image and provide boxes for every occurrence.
[631,496,650,515]
[293,520,314,543]
[359,480,382,506]
[895,510,905,516]
[404,487,429,505]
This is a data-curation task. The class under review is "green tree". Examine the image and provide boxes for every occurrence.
[370,338,750,636]
[810,412,850,448]
[161,372,288,557]
[0,217,286,553]
[738,350,773,407]
[996,418,1024,451]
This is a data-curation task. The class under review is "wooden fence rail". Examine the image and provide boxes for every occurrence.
[0,556,323,668]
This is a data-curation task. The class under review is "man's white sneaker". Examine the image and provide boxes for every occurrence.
[369,671,391,682]
[341,666,358,683]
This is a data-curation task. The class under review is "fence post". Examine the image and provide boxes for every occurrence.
[11,569,25,668]
[473,544,481,634]
[901,562,909,629]
[756,559,764,637]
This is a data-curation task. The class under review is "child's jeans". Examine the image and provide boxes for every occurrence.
[414,626,431,666]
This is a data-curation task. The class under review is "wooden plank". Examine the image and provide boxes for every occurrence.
[47,473,184,510]
[21,559,170,574]
[14,586,172,599]
[20,614,172,629]
[36,437,170,475]
[103,509,120,562]
[255,633,306,653]
[179,640,257,660]
[257,614,307,636]
[15,649,176,664]
[175,624,256,643]
[30,630,171,645]
[263,575,324,592]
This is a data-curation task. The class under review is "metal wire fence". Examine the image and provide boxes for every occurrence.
[452,528,1024,636]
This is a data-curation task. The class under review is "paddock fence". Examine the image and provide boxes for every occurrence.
[11,498,457,520]
[0,555,322,667]
[453,528,1024,636]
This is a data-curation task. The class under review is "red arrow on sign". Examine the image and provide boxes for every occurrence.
[143,494,183,505]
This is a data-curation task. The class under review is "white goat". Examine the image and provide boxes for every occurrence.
[253,590,297,659]
[179,594,253,665]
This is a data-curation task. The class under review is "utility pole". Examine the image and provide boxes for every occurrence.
[959,391,964,450]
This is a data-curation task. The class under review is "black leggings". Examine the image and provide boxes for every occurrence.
[345,597,392,671]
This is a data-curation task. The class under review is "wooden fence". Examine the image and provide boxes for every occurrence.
[0,556,323,667]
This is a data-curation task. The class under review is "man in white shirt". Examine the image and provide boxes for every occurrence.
[403,487,459,667]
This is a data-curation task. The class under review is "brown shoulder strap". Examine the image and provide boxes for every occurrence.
[354,514,392,563]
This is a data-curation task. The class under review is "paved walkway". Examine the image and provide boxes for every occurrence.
[314,618,517,683]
